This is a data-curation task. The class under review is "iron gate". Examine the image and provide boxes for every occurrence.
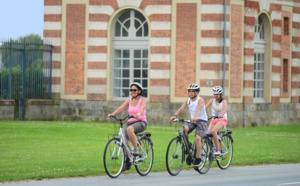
[0,39,53,120]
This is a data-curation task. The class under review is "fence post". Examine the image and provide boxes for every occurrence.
[21,42,26,120]
[8,41,12,99]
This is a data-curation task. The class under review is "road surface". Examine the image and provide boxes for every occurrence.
[1,164,300,186]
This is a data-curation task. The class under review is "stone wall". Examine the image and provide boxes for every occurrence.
[1,99,299,127]
[0,100,14,120]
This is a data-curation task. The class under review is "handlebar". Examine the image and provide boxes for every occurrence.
[208,116,218,121]
[172,116,218,123]
[109,115,134,122]
[172,118,190,122]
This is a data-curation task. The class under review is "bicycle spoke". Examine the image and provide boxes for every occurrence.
[197,138,213,174]
[135,137,153,176]
[103,138,124,178]
[216,135,233,169]
[166,137,184,176]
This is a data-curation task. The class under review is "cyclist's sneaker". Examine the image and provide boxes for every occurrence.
[192,158,202,167]
[122,158,131,172]
[132,148,140,156]
[186,155,192,165]
[213,150,221,156]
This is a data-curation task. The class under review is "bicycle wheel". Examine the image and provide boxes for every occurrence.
[166,137,185,176]
[196,138,213,174]
[103,138,124,178]
[216,135,233,169]
[135,137,154,176]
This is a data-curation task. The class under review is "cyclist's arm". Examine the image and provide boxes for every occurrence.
[169,99,188,122]
[218,99,227,118]
[108,99,130,117]
[205,98,213,108]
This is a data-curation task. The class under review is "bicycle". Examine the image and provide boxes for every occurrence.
[200,116,234,171]
[165,118,212,176]
[103,115,154,178]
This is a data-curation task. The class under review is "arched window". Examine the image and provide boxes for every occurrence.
[112,10,148,99]
[254,16,266,101]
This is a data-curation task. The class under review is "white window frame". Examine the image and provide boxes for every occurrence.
[112,9,148,100]
[253,16,266,103]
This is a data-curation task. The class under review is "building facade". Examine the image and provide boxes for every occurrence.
[43,0,300,126]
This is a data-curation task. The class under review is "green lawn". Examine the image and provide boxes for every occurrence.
[0,120,299,182]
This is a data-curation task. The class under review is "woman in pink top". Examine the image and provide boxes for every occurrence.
[108,82,147,170]
[206,86,228,156]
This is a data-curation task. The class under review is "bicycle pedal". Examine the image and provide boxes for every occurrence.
[139,154,146,159]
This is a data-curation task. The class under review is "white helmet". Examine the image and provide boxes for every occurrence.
[187,83,200,91]
[130,82,143,91]
[212,86,223,94]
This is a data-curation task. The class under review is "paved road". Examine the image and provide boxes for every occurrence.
[1,164,300,186]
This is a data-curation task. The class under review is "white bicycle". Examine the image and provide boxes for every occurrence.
[103,115,154,178]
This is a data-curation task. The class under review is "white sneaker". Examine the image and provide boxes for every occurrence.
[213,150,221,156]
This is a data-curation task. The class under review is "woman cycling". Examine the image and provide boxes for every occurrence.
[107,82,147,170]
[206,86,228,156]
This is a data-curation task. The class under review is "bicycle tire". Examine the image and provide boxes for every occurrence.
[216,135,233,170]
[196,137,213,174]
[103,138,125,178]
[166,137,185,176]
[135,137,154,176]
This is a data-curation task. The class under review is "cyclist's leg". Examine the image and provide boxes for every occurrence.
[127,121,147,155]
[184,122,195,144]
[193,121,207,166]
[127,125,138,150]
[195,135,202,158]
[207,121,214,133]
[195,121,207,157]
[212,119,227,153]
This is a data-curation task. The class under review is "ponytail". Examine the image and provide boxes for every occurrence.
[218,95,223,103]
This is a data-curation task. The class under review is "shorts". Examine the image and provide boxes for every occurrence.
[185,120,208,138]
[124,120,147,140]
[210,118,227,127]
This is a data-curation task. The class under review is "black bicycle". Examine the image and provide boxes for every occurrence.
[103,115,154,178]
[165,118,212,176]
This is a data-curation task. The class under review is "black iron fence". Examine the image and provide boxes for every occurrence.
[0,39,53,119]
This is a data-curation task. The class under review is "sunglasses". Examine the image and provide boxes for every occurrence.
[130,89,138,92]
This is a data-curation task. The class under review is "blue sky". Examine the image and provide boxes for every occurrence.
[0,0,44,39]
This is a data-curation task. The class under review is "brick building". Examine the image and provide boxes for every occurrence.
[43,0,300,126]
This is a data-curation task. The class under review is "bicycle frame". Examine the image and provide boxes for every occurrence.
[111,116,149,164]
[104,115,154,178]
[173,119,194,154]
[206,116,234,169]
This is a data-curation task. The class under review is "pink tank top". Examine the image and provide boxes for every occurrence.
[128,97,147,122]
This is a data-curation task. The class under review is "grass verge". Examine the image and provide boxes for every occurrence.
[0,121,299,182]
